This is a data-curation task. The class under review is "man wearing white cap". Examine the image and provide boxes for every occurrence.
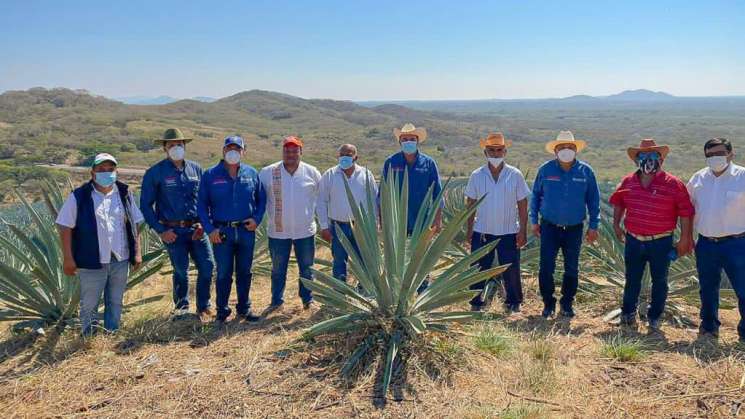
[530,131,600,319]
[56,153,144,336]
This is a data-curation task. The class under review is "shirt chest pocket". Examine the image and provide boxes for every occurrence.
[726,190,745,207]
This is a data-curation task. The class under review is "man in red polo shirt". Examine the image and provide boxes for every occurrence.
[609,139,695,330]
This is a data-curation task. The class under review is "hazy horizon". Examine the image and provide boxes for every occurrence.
[2,1,743,101]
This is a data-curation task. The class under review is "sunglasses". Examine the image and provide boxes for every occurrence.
[637,152,660,160]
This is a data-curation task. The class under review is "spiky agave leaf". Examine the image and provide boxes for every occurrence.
[302,167,502,397]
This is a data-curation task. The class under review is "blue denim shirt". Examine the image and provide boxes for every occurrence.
[140,159,203,234]
[197,161,267,234]
[530,159,600,229]
[381,151,442,232]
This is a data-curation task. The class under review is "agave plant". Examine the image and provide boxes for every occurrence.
[301,169,509,396]
[0,179,167,331]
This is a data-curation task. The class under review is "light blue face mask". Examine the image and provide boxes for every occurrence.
[338,155,354,170]
[94,171,116,187]
[401,141,418,155]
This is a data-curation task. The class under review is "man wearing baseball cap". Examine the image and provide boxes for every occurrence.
[140,128,215,322]
[258,135,322,314]
[197,135,266,323]
[56,153,145,336]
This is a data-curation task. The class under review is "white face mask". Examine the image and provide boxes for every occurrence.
[706,156,729,173]
[487,157,504,167]
[168,145,185,161]
[557,148,576,163]
[224,150,241,165]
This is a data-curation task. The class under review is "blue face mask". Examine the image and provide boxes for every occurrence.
[401,141,418,155]
[94,171,116,187]
[637,152,661,175]
[338,155,355,170]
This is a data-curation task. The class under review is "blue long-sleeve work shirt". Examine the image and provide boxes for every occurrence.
[530,159,600,229]
[197,161,267,234]
[140,159,203,234]
[381,151,442,232]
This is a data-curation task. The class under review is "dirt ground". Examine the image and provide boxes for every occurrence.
[0,267,744,418]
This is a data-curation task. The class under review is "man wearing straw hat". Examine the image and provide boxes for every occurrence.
[465,133,530,313]
[609,139,694,329]
[530,131,600,318]
[380,123,442,292]
[687,137,745,343]
[141,128,215,322]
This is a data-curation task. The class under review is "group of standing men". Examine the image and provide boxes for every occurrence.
[55,124,745,343]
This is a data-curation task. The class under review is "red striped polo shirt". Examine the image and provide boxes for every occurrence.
[609,170,695,236]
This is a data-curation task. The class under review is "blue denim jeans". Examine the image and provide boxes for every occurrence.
[212,227,255,319]
[469,232,522,307]
[621,234,673,320]
[695,235,745,338]
[78,259,129,336]
[268,235,315,305]
[164,227,214,312]
[538,221,583,309]
[331,221,361,282]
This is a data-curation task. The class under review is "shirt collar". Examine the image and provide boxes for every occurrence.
[92,183,118,197]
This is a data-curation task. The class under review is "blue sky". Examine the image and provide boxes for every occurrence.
[1,0,743,100]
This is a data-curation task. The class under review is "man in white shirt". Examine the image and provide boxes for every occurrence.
[259,136,322,313]
[465,133,530,313]
[687,138,745,343]
[317,144,377,285]
[56,153,144,336]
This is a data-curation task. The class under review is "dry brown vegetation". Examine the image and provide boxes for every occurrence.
[1,265,744,418]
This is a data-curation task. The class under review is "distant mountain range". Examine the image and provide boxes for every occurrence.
[114,95,216,105]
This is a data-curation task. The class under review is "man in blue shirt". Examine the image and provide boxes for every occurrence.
[198,135,266,323]
[381,123,442,291]
[530,131,600,319]
[141,128,215,322]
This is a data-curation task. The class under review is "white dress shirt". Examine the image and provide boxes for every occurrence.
[259,161,322,240]
[687,163,745,238]
[316,164,378,230]
[56,184,144,263]
[465,163,531,236]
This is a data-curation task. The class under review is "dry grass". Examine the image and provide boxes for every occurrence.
[1,273,745,418]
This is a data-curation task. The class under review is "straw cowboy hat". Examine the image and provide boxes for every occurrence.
[393,123,427,143]
[627,138,670,161]
[544,130,587,154]
[480,132,512,149]
[154,128,193,144]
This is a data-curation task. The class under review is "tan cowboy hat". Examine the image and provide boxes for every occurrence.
[544,130,587,154]
[627,138,670,161]
[154,128,193,144]
[480,132,512,149]
[393,123,427,143]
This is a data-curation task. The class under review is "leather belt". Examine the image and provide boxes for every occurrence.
[214,219,252,228]
[700,232,745,243]
[330,219,353,225]
[542,220,583,230]
[629,231,673,242]
[161,220,199,228]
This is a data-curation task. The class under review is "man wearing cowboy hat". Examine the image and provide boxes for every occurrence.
[381,123,442,291]
[198,135,266,323]
[687,138,745,343]
[141,128,215,321]
[609,139,694,329]
[259,136,322,314]
[465,133,530,313]
[56,153,144,336]
[530,130,600,318]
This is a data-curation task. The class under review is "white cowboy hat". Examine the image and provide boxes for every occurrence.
[544,130,587,154]
[393,123,427,143]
